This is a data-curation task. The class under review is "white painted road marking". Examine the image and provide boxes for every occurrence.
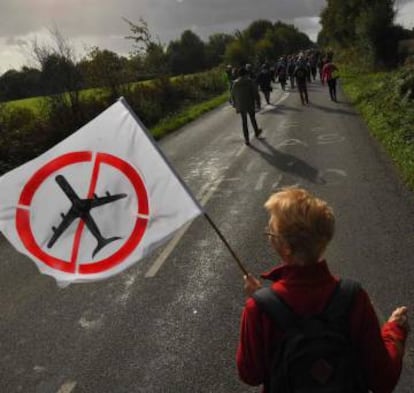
[271,175,283,190]
[145,175,225,278]
[56,381,77,393]
[255,172,268,191]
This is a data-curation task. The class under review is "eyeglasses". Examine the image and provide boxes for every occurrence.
[264,226,278,238]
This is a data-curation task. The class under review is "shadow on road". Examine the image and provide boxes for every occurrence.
[309,102,357,116]
[249,138,325,185]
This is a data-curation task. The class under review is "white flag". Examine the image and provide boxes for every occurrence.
[0,98,203,285]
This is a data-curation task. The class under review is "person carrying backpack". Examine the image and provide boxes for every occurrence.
[294,57,309,105]
[237,187,409,393]
[322,58,339,102]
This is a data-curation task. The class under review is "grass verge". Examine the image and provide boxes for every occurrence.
[340,66,414,189]
[151,92,229,139]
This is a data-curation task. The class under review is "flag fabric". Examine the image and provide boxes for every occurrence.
[0,98,203,286]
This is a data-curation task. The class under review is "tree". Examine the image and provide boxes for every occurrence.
[224,30,255,66]
[0,67,41,101]
[29,26,84,131]
[318,0,396,66]
[123,17,153,54]
[205,33,234,67]
[167,30,206,74]
[246,20,274,42]
[79,47,127,98]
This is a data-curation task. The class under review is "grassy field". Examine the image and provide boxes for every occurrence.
[151,92,229,139]
[3,71,216,115]
[341,66,414,189]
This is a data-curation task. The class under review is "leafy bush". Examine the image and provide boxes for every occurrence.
[0,68,228,174]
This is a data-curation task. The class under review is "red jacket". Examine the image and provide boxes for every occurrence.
[236,260,407,393]
[322,63,337,82]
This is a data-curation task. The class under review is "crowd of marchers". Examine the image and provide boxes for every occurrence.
[228,50,339,145]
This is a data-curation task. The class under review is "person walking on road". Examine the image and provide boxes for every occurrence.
[322,58,339,102]
[294,57,309,105]
[256,64,274,105]
[237,187,409,393]
[231,67,262,145]
[246,63,261,110]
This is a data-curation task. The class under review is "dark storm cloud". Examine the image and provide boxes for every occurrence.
[0,0,326,40]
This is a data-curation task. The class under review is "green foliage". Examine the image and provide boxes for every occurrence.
[246,20,274,41]
[318,0,396,67]
[167,30,206,74]
[341,65,414,188]
[225,21,313,66]
[205,33,234,67]
[0,68,228,174]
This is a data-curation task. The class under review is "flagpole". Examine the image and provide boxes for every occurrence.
[118,97,249,277]
[204,212,249,276]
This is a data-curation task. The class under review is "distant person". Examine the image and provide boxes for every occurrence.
[276,57,287,91]
[256,64,274,105]
[310,54,318,81]
[294,57,309,105]
[322,59,339,102]
[237,187,409,393]
[231,67,263,145]
[287,56,296,89]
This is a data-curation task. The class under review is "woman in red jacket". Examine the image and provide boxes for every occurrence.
[237,187,409,393]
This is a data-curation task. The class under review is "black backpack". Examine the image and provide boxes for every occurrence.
[295,67,307,80]
[252,279,368,393]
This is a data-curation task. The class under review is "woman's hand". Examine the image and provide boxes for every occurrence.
[388,306,409,331]
[243,273,262,297]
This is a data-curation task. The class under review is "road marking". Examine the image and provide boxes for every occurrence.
[56,381,77,393]
[319,169,347,185]
[235,145,245,157]
[145,176,225,278]
[246,161,255,172]
[255,172,268,191]
[317,134,345,145]
[271,175,283,190]
[276,139,308,149]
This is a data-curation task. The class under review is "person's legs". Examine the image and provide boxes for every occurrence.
[290,75,295,89]
[328,79,335,100]
[332,79,337,101]
[248,111,261,137]
[298,85,305,105]
[240,111,249,144]
[255,87,261,109]
[304,85,309,104]
[264,90,270,104]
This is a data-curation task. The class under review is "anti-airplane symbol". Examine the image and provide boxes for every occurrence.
[48,174,127,257]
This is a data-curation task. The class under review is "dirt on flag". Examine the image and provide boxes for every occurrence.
[0,98,203,286]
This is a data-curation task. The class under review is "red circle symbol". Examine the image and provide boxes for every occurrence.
[15,152,149,275]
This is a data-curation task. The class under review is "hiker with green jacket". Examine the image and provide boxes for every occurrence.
[231,67,262,145]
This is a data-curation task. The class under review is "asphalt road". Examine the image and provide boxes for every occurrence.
[1,80,414,393]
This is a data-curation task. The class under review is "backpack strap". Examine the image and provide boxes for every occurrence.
[252,287,298,331]
[251,279,361,332]
[321,278,361,328]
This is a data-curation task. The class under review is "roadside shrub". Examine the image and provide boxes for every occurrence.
[1,68,227,174]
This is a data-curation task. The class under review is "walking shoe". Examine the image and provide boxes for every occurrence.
[245,140,250,146]
[255,129,263,137]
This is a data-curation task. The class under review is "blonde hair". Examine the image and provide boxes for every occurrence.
[264,187,335,262]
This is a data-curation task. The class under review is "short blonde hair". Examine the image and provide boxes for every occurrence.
[264,187,335,261]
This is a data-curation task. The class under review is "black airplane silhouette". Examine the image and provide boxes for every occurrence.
[47,174,127,258]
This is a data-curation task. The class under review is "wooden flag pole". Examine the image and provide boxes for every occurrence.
[204,212,249,276]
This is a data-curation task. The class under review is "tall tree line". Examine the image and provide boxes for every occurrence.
[318,0,414,67]
[0,19,314,102]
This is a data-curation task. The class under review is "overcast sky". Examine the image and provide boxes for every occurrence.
[1,0,413,74]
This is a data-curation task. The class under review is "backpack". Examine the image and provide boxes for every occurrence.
[295,67,307,80]
[252,279,368,393]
